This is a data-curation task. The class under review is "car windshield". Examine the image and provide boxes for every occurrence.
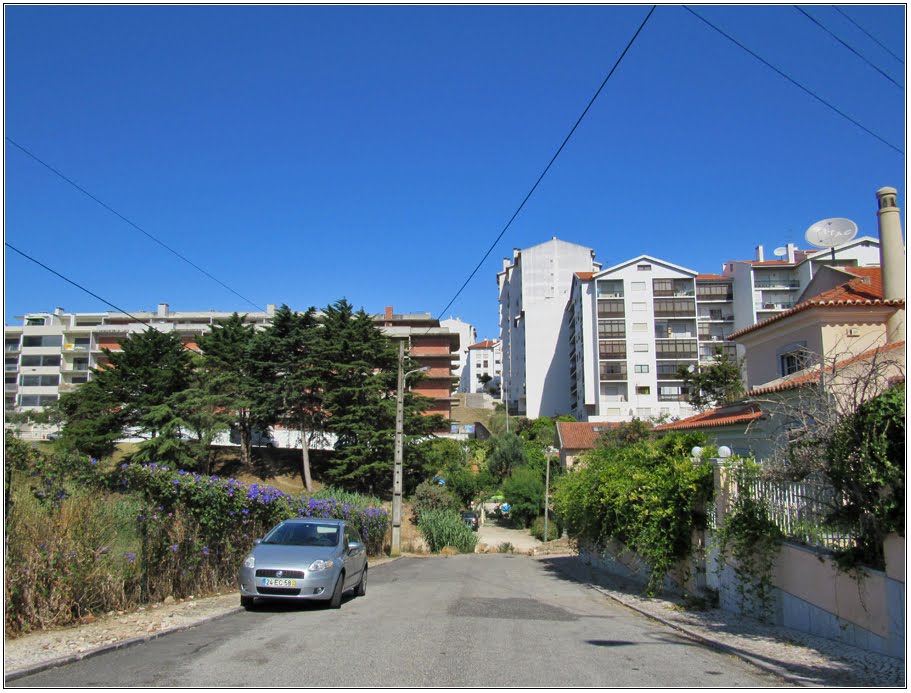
[262,523,340,547]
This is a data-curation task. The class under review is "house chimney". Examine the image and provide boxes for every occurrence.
[786,243,796,264]
[876,187,906,343]
[755,245,765,262]
[384,306,393,323]
[157,303,169,317]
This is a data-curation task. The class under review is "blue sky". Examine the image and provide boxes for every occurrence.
[4,5,905,341]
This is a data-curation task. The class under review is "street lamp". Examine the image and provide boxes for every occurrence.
[543,445,557,544]
[391,339,430,556]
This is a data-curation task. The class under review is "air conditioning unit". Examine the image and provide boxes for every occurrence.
[847,327,861,337]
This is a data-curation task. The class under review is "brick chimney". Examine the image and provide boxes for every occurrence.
[876,187,906,343]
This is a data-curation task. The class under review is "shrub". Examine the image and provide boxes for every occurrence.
[416,509,478,554]
[497,542,514,553]
[553,431,712,594]
[412,479,458,521]
[530,515,561,542]
[502,466,544,529]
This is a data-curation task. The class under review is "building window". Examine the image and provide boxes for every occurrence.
[631,282,646,291]
[636,386,651,395]
[71,375,89,384]
[632,323,647,332]
[780,350,809,376]
[18,394,58,407]
[20,374,60,387]
[632,302,647,312]
[637,407,651,417]
[5,358,17,372]
[22,335,63,348]
[20,355,62,368]
[633,343,649,352]
[637,264,652,272]
[5,339,20,352]
[597,320,626,339]
[599,341,627,358]
[599,362,627,380]
[26,317,46,326]
[697,283,733,300]
[634,364,649,373]
[596,280,624,298]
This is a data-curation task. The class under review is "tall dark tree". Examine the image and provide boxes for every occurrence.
[196,314,275,468]
[263,305,325,490]
[57,328,193,458]
[318,299,445,493]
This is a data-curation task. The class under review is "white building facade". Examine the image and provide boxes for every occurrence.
[498,237,600,418]
[465,339,502,394]
[440,317,477,394]
[568,256,739,423]
[723,237,881,334]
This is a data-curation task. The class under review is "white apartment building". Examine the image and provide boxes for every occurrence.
[5,303,278,411]
[465,339,502,394]
[568,256,738,423]
[498,237,601,418]
[440,317,477,394]
[723,237,881,334]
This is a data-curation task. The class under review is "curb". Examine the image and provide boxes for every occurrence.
[4,607,242,684]
[544,559,808,687]
[4,555,406,683]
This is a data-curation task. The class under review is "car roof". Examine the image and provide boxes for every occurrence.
[281,518,345,526]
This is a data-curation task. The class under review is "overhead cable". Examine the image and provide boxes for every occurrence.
[433,5,657,322]
[832,5,904,65]
[795,6,902,90]
[5,137,266,312]
[683,6,903,156]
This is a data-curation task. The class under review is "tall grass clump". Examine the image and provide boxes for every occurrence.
[417,509,478,554]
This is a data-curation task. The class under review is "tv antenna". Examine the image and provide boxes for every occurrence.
[805,218,858,261]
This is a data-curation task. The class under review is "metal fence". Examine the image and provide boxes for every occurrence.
[719,468,856,553]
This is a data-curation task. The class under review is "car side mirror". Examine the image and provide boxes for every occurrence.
[347,541,364,553]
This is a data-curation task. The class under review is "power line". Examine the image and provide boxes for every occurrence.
[795,6,902,90]
[6,242,203,352]
[6,243,160,327]
[683,6,903,156]
[433,5,657,322]
[832,5,904,65]
[5,137,266,312]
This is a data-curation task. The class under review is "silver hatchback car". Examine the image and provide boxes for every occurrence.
[238,518,368,610]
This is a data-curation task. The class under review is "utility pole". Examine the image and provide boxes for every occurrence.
[543,446,556,543]
[391,341,429,557]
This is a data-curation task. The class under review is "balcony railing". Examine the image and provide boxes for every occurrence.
[658,393,690,402]
[654,308,696,318]
[653,289,695,297]
[754,279,800,289]
[756,302,796,311]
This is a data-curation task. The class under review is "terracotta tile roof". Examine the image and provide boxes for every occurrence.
[745,341,905,396]
[696,274,730,281]
[653,403,763,431]
[575,272,596,281]
[467,340,498,350]
[556,421,623,450]
[729,268,902,340]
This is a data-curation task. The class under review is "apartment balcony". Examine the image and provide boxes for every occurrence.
[653,289,695,298]
[5,344,20,353]
[754,279,800,289]
[756,302,796,311]
[5,383,18,392]
[597,299,625,319]
[599,371,628,381]
[653,306,696,318]
[658,393,690,402]
[697,313,734,322]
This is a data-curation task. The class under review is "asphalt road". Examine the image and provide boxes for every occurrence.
[10,555,782,687]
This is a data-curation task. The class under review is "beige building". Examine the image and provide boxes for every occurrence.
[729,267,902,390]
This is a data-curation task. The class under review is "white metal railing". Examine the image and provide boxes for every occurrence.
[729,471,854,552]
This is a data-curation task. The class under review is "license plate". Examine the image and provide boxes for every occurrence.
[260,577,296,588]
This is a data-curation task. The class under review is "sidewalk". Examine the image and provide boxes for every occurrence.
[539,554,905,688]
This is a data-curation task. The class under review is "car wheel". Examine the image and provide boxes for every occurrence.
[241,595,255,610]
[329,572,344,609]
[355,566,367,597]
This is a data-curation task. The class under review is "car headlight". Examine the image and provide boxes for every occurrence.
[243,555,255,569]
[308,559,335,572]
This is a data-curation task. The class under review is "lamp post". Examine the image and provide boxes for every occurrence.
[391,339,429,556]
[543,445,557,543]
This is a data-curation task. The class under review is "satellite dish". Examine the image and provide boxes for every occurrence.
[805,218,858,250]
[773,247,787,258]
